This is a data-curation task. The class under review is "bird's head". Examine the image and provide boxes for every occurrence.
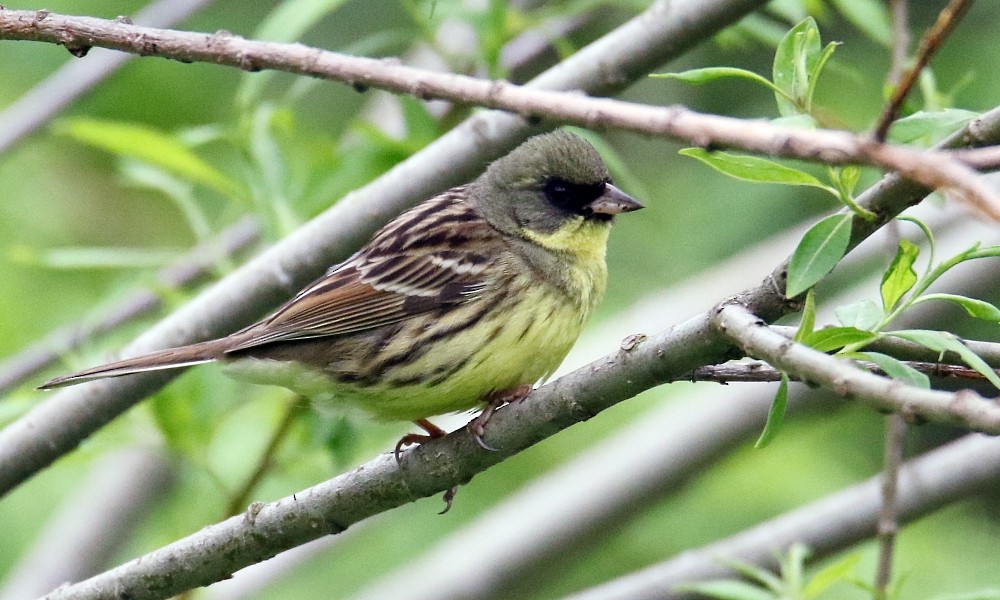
[471,130,643,254]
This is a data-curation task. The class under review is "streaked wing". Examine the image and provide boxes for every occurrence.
[225,188,499,352]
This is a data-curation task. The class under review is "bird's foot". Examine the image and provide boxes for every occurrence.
[394,418,447,463]
[394,419,457,513]
[467,384,532,451]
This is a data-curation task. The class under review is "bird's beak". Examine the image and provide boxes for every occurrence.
[588,184,644,215]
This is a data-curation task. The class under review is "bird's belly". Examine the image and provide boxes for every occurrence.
[356,290,586,420]
[227,285,588,421]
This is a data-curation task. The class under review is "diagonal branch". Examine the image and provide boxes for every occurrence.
[1,8,999,218]
[712,303,1000,432]
[872,0,974,142]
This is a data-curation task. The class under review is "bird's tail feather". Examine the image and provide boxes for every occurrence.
[39,340,224,389]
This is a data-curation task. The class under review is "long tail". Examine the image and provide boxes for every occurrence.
[39,339,227,389]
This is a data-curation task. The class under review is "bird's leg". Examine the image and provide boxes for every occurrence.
[394,418,447,463]
[468,384,533,451]
[393,419,457,514]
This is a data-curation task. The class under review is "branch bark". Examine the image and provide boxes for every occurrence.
[712,304,1000,433]
[1,8,1000,217]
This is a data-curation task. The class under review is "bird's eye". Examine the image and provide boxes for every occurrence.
[543,177,605,215]
[545,180,571,206]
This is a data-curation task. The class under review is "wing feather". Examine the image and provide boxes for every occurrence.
[225,190,500,353]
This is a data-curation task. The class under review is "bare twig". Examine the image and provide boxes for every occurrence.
[872,0,974,141]
[0,217,260,395]
[874,413,907,600]
[687,359,1000,384]
[1,9,999,218]
[0,0,215,153]
[771,325,1000,368]
[887,0,910,86]
[712,303,1000,432]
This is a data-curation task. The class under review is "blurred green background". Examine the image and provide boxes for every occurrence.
[1,1,1000,598]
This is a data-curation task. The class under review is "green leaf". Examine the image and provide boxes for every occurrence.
[852,351,930,389]
[781,543,809,592]
[801,327,876,353]
[653,68,789,98]
[679,148,834,191]
[916,293,1000,322]
[675,580,777,600]
[834,299,882,331]
[773,17,822,116]
[786,213,853,297]
[888,109,980,144]
[716,555,784,592]
[803,552,862,598]
[795,289,816,342]
[805,42,839,111]
[53,118,242,199]
[881,239,920,311]
[828,0,892,46]
[890,330,1000,390]
[755,373,789,449]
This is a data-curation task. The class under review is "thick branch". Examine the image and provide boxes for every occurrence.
[43,311,728,600]
[1,8,999,217]
[712,304,1000,433]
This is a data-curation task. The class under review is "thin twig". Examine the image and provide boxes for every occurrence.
[771,325,1000,368]
[887,0,910,86]
[712,304,1000,432]
[687,359,1000,384]
[872,0,974,141]
[0,0,215,154]
[1,9,999,219]
[874,413,907,600]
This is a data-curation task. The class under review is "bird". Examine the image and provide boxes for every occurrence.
[40,130,643,463]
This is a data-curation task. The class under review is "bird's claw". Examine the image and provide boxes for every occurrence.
[394,433,431,464]
[439,487,457,514]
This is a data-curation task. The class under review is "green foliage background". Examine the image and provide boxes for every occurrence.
[1,1,1000,598]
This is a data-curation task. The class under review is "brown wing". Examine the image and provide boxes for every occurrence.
[224,188,500,353]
